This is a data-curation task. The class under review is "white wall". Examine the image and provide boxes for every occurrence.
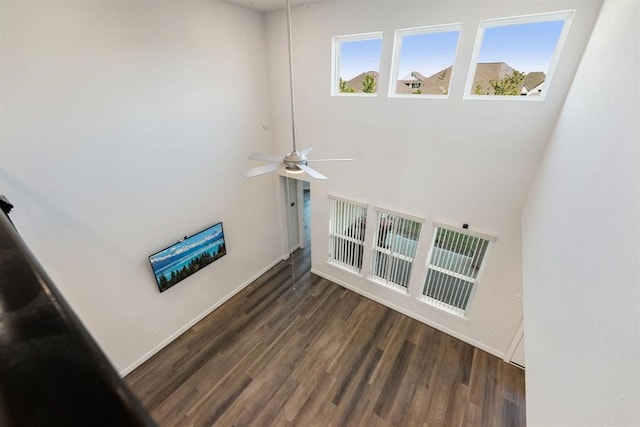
[522,0,640,424]
[265,0,602,357]
[0,0,283,373]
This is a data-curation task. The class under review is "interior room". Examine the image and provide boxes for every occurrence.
[0,0,637,425]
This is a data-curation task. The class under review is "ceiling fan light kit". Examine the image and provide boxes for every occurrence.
[239,0,352,180]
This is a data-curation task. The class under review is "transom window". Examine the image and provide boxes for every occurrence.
[328,196,367,274]
[331,32,383,96]
[370,209,422,293]
[421,223,495,317]
[465,11,574,100]
[389,24,461,98]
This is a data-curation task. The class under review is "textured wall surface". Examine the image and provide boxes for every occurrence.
[522,0,640,424]
[0,0,283,373]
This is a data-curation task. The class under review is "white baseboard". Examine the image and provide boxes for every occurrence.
[120,255,288,377]
[311,268,506,360]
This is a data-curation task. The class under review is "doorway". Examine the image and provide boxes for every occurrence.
[280,176,310,255]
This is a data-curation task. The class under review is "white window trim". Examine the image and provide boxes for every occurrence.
[375,206,424,224]
[418,223,496,318]
[388,23,462,99]
[432,221,497,242]
[331,31,383,97]
[417,295,469,319]
[368,276,412,295]
[328,194,368,209]
[463,10,575,101]
[415,295,469,322]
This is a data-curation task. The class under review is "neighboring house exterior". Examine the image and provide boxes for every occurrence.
[343,71,379,93]
[470,62,517,94]
[396,71,428,94]
[394,62,546,96]
[343,63,545,96]
[396,68,453,95]
[520,71,546,96]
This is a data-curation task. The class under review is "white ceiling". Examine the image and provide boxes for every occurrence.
[222,0,321,12]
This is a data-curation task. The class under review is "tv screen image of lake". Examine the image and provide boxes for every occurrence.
[150,223,226,285]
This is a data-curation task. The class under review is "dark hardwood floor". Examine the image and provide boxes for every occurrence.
[126,190,526,426]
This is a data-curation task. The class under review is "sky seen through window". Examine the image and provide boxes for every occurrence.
[338,19,566,81]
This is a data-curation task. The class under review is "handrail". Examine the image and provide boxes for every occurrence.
[0,199,156,426]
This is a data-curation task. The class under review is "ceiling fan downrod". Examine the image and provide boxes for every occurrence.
[286,0,298,154]
[237,0,353,181]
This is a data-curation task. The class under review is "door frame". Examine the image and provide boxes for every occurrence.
[505,318,525,369]
[279,176,306,254]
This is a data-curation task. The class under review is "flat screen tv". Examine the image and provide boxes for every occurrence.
[149,222,226,292]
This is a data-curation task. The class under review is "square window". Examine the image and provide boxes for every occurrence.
[465,11,574,100]
[421,224,495,317]
[389,24,461,98]
[370,210,422,293]
[332,33,383,96]
[328,197,368,274]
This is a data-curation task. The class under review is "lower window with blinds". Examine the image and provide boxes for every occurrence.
[420,224,495,317]
[369,209,422,293]
[328,196,367,274]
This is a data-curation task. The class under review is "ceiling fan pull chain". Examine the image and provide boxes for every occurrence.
[286,176,297,290]
[291,248,296,291]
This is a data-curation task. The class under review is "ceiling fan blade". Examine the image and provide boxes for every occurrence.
[249,153,283,163]
[298,164,328,180]
[299,147,313,156]
[240,163,282,178]
[307,158,354,162]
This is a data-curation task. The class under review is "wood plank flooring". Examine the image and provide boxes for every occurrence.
[126,192,526,426]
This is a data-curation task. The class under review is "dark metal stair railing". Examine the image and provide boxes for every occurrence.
[0,196,157,426]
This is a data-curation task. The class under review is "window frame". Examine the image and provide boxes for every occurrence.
[388,23,463,99]
[331,32,384,97]
[368,207,424,294]
[463,10,575,101]
[419,222,496,318]
[327,195,368,275]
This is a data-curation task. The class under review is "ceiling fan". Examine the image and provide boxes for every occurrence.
[239,0,352,181]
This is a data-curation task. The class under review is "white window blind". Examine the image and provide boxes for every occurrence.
[328,197,367,273]
[370,210,422,292]
[422,225,494,317]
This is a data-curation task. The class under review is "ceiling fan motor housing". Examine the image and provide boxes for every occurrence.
[284,151,308,172]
